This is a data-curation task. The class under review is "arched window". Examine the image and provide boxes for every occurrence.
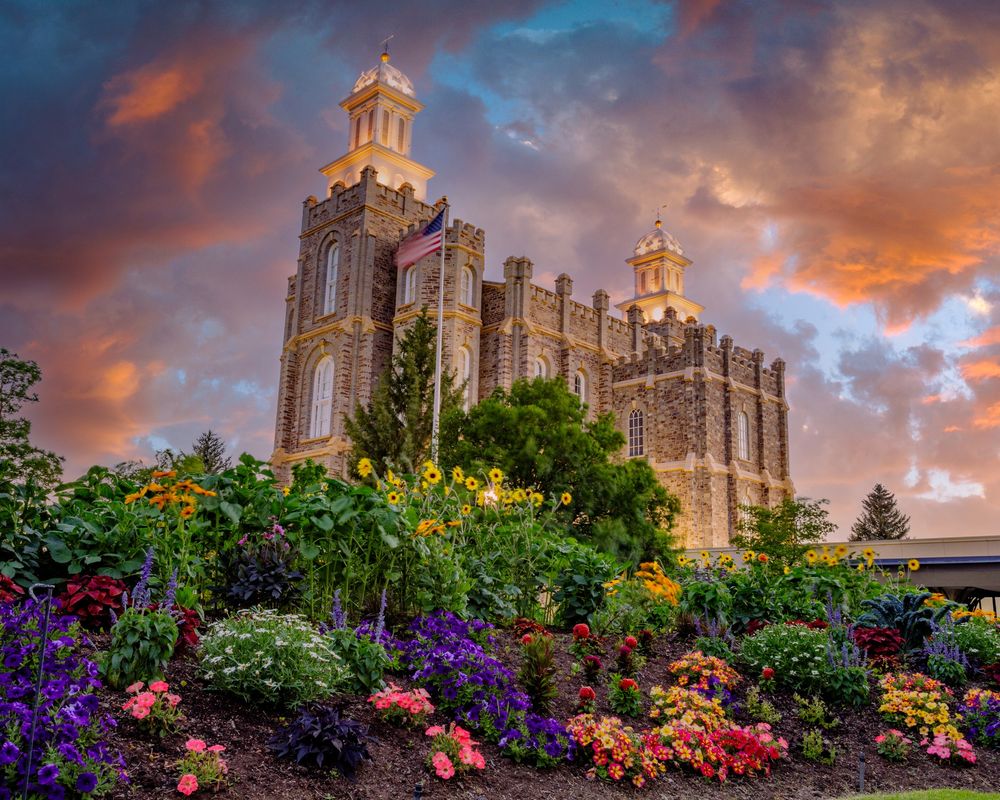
[323,244,339,315]
[640,272,647,293]
[354,116,362,148]
[628,409,644,457]
[459,346,472,410]
[737,410,750,461]
[397,118,406,152]
[366,109,374,141]
[573,369,587,404]
[310,356,334,439]
[381,110,390,145]
[534,356,548,379]
[460,265,474,307]
[402,266,417,304]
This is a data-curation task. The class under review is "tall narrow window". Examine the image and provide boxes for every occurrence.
[460,265,474,306]
[402,266,417,304]
[381,110,390,144]
[354,116,362,148]
[323,245,339,315]
[737,410,750,460]
[310,357,334,439]
[640,272,647,293]
[534,356,548,379]
[574,370,587,404]
[628,409,644,457]
[397,118,405,152]
[366,109,374,141]
[459,346,472,410]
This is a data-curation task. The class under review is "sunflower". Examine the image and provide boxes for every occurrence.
[783,565,791,575]
[151,469,176,479]
[423,466,442,484]
[357,458,373,478]
[451,466,464,483]
[282,486,291,496]
[742,550,756,563]
[387,491,402,505]
[908,558,921,572]
[530,492,544,507]
[180,506,195,519]
[560,491,572,506]
[804,549,818,565]
[460,504,472,515]
[699,550,710,560]
[678,555,690,566]
[512,488,527,503]
[488,468,504,484]
[465,476,479,491]
[834,544,849,559]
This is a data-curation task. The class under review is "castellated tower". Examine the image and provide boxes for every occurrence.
[271,53,794,547]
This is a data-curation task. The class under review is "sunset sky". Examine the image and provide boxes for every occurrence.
[2,0,998,538]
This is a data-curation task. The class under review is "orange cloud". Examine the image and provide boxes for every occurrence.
[974,401,1000,429]
[961,360,1000,382]
[103,63,202,126]
[961,326,1000,348]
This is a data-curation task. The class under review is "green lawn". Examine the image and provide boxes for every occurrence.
[842,792,1000,800]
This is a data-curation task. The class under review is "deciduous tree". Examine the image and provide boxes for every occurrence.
[0,348,63,489]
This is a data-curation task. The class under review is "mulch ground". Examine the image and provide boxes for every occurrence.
[98,629,1000,800]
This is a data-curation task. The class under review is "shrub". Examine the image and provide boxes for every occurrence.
[608,676,642,717]
[269,706,372,778]
[874,729,913,761]
[744,686,781,724]
[802,729,836,764]
[368,684,434,728]
[824,638,871,707]
[425,723,486,779]
[102,607,178,690]
[224,520,302,608]
[121,680,183,736]
[517,633,558,714]
[0,600,125,797]
[678,579,731,625]
[954,617,1000,666]
[199,609,345,707]
[552,544,619,626]
[325,627,390,695]
[958,688,1000,748]
[176,739,228,795]
[56,574,126,630]
[741,624,830,696]
[852,626,904,664]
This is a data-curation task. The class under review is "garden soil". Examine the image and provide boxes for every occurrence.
[99,631,1000,799]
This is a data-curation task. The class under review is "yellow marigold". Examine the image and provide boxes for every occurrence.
[451,466,464,483]
[560,491,572,506]
[465,476,479,491]
[488,468,504,484]
[357,458,373,478]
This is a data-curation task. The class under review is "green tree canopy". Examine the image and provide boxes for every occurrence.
[440,377,679,563]
[346,308,464,473]
[0,348,63,489]
[732,497,836,565]
[850,483,910,541]
[191,429,232,474]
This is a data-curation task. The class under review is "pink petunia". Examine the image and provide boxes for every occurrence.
[207,744,226,753]
[125,681,144,694]
[149,680,169,693]
[135,692,157,709]
[177,773,199,796]
[131,706,150,720]
[185,739,207,753]
[425,726,445,737]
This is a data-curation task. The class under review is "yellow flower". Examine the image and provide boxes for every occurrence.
[476,490,486,507]
[857,564,865,572]
[560,491,572,506]
[804,549,818,565]
[387,469,396,485]
[908,558,921,572]
[461,476,478,492]
[151,470,176,479]
[742,550,755,563]
[488,468,504,484]
[530,492,544,507]
[699,550,709,560]
[834,544,848,558]
[512,488,527,503]
[451,466,464,483]
[783,565,791,575]
[460,504,471,515]
[678,556,690,567]
[423,466,442,484]
[862,547,875,563]
[282,486,291,496]
[387,491,402,505]
[357,458,373,478]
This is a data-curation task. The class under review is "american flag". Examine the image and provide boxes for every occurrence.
[395,207,446,268]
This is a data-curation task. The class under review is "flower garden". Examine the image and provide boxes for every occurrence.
[2,457,1000,799]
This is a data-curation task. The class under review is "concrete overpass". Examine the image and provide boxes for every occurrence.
[686,535,1000,612]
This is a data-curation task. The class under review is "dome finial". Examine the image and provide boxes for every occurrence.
[380,34,394,62]
[654,203,665,228]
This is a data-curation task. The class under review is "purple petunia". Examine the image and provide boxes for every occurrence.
[76,771,99,793]
[37,763,60,785]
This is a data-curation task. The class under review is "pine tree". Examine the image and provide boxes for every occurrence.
[191,430,231,473]
[345,308,464,472]
[850,483,910,541]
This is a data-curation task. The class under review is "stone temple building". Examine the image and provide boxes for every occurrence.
[271,52,795,547]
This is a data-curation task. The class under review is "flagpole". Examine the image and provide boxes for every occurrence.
[430,198,449,463]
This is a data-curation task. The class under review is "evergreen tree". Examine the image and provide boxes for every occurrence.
[0,348,63,489]
[191,429,231,473]
[850,483,910,541]
[345,308,464,472]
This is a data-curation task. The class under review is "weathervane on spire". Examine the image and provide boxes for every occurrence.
[654,203,667,228]
[380,34,394,62]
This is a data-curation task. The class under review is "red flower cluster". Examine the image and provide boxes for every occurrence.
[761,667,775,681]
